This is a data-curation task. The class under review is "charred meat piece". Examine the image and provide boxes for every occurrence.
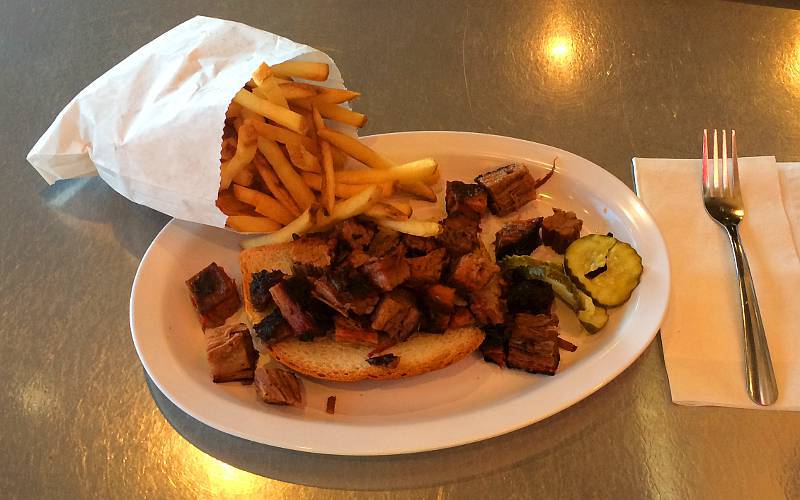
[424,311,452,333]
[345,249,372,269]
[253,308,294,345]
[249,270,285,311]
[507,280,555,315]
[541,209,583,253]
[270,278,316,334]
[204,324,258,382]
[558,338,578,352]
[481,340,506,367]
[326,395,337,414]
[325,268,381,315]
[367,228,401,257]
[449,307,475,329]
[445,181,488,218]
[469,275,505,325]
[371,289,421,340]
[475,164,537,216]
[366,353,400,368]
[406,248,447,287]
[494,218,543,260]
[403,234,441,257]
[426,283,457,312]
[506,313,560,375]
[363,248,410,291]
[438,214,481,257]
[336,219,375,251]
[186,263,241,329]
[450,250,499,292]
[254,366,303,405]
[333,316,380,345]
[291,235,336,272]
[312,277,350,316]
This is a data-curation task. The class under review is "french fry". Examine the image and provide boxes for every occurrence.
[271,61,329,81]
[232,185,295,225]
[245,118,318,154]
[399,181,437,202]
[252,153,301,217]
[226,215,281,233]
[383,199,412,217]
[251,62,272,85]
[316,128,394,170]
[256,75,289,109]
[315,185,381,231]
[233,89,306,134]
[220,137,237,162]
[369,218,442,237]
[292,98,367,128]
[240,106,264,123]
[312,107,335,215]
[301,172,395,198]
[257,137,317,210]
[311,89,361,104]
[225,101,244,118]
[241,209,314,249]
[363,202,410,220]
[216,190,258,216]
[278,83,317,100]
[232,165,255,186]
[330,145,348,169]
[335,158,437,185]
[219,124,258,189]
[285,142,322,173]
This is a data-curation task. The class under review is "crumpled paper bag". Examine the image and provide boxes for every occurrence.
[27,15,349,228]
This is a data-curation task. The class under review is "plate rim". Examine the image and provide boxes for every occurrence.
[130,130,670,456]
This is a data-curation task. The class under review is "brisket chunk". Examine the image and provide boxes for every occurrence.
[426,284,457,312]
[469,275,505,325]
[204,324,258,382]
[291,235,336,273]
[449,307,475,329]
[363,248,410,291]
[249,270,285,311]
[367,228,401,257]
[406,248,447,287]
[333,316,380,346]
[438,214,480,257]
[445,181,488,218]
[371,289,421,340]
[254,366,303,405]
[507,280,554,315]
[450,250,499,292]
[336,219,375,251]
[506,313,560,375]
[541,209,583,253]
[325,268,381,315]
[186,263,241,329]
[494,218,542,260]
[269,278,316,334]
[475,164,537,216]
[253,309,294,345]
[403,234,441,256]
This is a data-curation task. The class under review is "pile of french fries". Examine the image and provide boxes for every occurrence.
[214,60,441,248]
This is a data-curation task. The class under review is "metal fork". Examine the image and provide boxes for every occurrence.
[702,129,778,406]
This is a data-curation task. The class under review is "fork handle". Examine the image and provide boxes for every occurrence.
[725,224,778,406]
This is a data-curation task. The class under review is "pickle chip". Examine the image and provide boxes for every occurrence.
[564,234,643,307]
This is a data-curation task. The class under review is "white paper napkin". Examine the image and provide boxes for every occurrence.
[26,16,351,228]
[634,156,800,410]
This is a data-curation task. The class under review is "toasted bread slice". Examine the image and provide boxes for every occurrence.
[239,243,485,381]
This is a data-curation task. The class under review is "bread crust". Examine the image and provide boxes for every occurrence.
[240,243,485,381]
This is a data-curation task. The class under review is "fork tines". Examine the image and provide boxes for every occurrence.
[702,128,741,198]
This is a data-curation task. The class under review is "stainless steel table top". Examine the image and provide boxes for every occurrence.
[3,1,800,498]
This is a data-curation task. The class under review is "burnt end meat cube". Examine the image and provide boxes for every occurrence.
[506,313,560,375]
[291,235,336,272]
[406,248,447,287]
[541,209,583,253]
[403,234,441,256]
[311,277,350,317]
[423,311,452,333]
[254,366,303,405]
[371,289,421,341]
[186,262,241,329]
[253,309,294,345]
[269,279,316,334]
[366,353,400,368]
[363,249,410,291]
[494,218,543,260]
[249,270,285,311]
[469,276,505,325]
[480,339,506,367]
[333,316,380,346]
[336,219,375,251]
[325,268,381,315]
[507,280,555,315]
[450,250,499,292]
[445,181,488,218]
[449,307,476,329]
[204,324,258,382]
[475,164,537,216]
[367,228,401,257]
[438,214,481,257]
[426,283,457,312]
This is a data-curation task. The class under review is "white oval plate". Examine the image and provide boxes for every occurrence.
[130,131,669,456]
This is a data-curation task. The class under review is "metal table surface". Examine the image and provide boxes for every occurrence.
[3,0,799,498]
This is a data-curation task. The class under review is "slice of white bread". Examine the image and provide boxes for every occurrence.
[240,243,485,382]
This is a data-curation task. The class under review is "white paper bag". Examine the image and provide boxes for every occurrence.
[27,16,349,228]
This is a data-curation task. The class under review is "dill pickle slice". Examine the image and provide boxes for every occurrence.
[564,234,643,307]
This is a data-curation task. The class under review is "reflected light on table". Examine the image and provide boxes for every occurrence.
[780,37,800,96]
[546,34,574,66]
